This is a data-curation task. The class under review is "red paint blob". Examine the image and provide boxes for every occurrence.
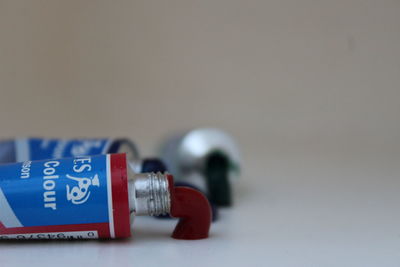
[166,175,212,240]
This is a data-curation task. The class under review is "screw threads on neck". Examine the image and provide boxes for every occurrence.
[132,172,171,216]
[148,172,170,216]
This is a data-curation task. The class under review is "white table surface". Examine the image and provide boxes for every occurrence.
[1,148,399,267]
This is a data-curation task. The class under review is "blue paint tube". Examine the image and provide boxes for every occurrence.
[0,153,212,240]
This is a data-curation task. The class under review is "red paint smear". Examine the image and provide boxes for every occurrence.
[167,174,212,240]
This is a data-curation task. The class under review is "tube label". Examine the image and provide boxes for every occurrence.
[0,231,99,240]
[0,154,131,239]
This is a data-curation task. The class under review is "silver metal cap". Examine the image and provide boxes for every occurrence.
[161,128,240,186]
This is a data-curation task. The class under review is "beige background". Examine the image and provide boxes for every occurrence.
[1,1,400,266]
[1,0,399,157]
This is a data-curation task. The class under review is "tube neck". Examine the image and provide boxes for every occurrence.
[129,172,171,216]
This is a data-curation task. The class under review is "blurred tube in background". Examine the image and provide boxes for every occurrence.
[160,128,240,207]
[0,138,166,174]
